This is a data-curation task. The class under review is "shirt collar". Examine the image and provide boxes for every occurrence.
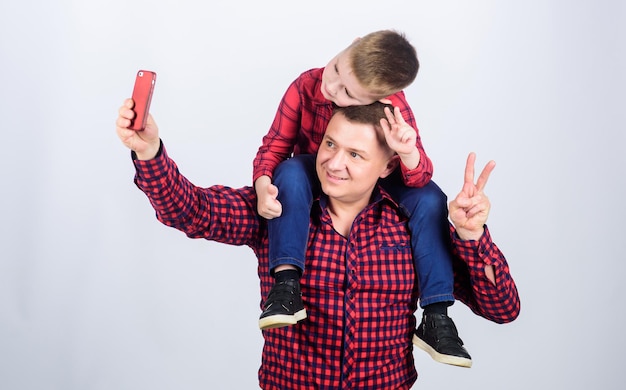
[314,185,400,217]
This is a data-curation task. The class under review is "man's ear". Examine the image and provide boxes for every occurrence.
[379,155,400,179]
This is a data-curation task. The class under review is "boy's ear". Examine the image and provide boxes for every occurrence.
[352,37,361,44]
[379,155,400,179]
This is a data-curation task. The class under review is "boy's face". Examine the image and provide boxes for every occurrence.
[316,112,395,208]
[321,49,379,107]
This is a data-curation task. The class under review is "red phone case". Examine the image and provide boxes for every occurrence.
[129,70,157,131]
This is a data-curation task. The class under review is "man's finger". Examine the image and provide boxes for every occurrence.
[453,195,471,208]
[466,202,488,219]
[476,160,496,192]
[464,152,476,186]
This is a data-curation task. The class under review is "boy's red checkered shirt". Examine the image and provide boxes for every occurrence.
[134,145,520,390]
[252,67,434,188]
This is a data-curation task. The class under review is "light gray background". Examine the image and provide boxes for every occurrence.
[1,1,624,389]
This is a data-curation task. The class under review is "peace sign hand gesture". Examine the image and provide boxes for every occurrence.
[380,106,420,170]
[449,153,496,241]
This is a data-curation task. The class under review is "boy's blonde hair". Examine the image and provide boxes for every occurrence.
[348,30,419,98]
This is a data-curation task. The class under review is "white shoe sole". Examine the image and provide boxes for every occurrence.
[412,333,472,368]
[259,309,307,330]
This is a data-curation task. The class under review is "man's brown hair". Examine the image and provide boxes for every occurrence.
[333,102,395,157]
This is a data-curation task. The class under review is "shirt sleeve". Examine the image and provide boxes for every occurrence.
[252,78,303,183]
[133,142,262,248]
[449,224,521,324]
[387,92,433,188]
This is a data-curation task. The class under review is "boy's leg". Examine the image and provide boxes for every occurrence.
[381,175,472,368]
[259,155,318,330]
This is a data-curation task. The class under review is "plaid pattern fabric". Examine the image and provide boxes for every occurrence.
[133,145,520,390]
[252,68,433,188]
[450,227,521,324]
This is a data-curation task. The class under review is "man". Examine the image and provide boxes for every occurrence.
[116,99,520,389]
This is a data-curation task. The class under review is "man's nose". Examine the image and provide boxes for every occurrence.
[327,151,346,169]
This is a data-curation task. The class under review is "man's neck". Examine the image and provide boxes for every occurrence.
[326,198,369,238]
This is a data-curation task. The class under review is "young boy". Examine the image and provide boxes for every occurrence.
[253,30,472,367]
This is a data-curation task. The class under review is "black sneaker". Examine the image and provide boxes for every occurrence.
[412,313,472,368]
[258,279,307,330]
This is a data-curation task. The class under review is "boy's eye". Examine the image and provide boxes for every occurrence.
[350,152,360,159]
[326,140,334,148]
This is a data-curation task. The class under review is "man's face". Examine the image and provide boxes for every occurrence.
[316,112,394,207]
[321,48,378,107]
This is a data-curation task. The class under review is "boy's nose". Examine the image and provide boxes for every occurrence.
[325,80,339,96]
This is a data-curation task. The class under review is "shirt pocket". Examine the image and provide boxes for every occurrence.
[358,222,415,295]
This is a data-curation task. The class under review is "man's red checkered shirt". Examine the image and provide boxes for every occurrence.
[133,144,520,390]
[252,67,433,187]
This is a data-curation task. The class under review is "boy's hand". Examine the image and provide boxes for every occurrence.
[380,106,420,170]
[116,98,161,160]
[449,152,496,241]
[255,175,283,219]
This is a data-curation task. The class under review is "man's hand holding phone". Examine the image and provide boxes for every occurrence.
[116,70,160,160]
[116,98,161,160]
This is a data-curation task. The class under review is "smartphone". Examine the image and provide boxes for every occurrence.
[129,70,157,131]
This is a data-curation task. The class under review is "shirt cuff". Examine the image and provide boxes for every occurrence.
[451,225,500,267]
[131,139,163,162]
[398,161,431,188]
[252,168,274,184]
[131,140,170,189]
[399,160,418,177]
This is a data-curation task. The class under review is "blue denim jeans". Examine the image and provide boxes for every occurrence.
[268,155,319,274]
[380,169,455,307]
[268,154,454,307]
